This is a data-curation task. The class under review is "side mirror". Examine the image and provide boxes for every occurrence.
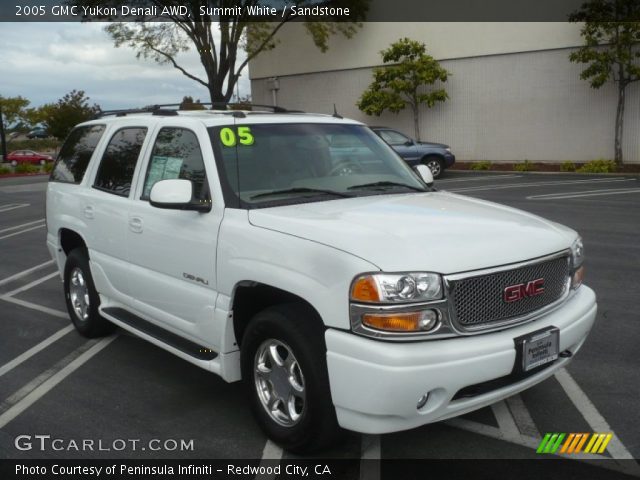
[414,164,434,187]
[149,179,210,212]
[404,140,414,146]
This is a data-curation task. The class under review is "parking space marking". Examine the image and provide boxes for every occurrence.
[491,401,521,442]
[0,219,45,234]
[2,271,59,298]
[0,260,53,288]
[506,394,540,438]
[0,203,30,213]
[256,440,283,480]
[555,368,636,462]
[1,296,68,319]
[527,188,640,200]
[0,337,98,413]
[360,434,381,480]
[0,325,74,378]
[0,335,117,429]
[438,174,522,183]
[0,224,46,241]
[448,178,636,193]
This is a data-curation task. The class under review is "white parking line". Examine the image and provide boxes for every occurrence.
[555,368,636,461]
[0,224,46,241]
[0,219,45,234]
[438,174,522,183]
[0,335,116,429]
[0,203,30,213]
[527,188,640,200]
[2,271,59,298]
[491,400,521,442]
[360,434,381,480]
[255,440,283,480]
[449,178,636,193]
[0,325,74,378]
[0,260,53,288]
[1,296,68,319]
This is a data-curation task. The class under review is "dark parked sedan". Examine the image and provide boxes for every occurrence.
[371,127,455,178]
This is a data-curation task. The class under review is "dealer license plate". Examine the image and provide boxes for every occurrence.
[522,328,559,372]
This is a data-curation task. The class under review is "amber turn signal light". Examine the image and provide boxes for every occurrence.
[362,310,438,332]
[351,276,380,302]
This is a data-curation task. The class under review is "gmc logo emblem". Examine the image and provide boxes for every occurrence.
[503,278,545,303]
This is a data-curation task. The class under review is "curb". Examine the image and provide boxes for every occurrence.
[447,169,639,177]
[0,172,49,179]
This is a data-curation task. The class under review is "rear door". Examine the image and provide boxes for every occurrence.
[125,124,223,348]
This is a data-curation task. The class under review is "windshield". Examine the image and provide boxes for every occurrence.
[209,123,428,208]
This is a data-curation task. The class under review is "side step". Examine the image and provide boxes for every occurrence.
[102,307,218,361]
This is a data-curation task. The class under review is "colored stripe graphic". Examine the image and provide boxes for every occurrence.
[537,433,612,455]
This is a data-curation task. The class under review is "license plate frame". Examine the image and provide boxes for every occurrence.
[521,328,559,372]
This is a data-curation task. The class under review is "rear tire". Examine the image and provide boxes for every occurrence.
[63,248,114,338]
[424,156,444,178]
[241,303,341,453]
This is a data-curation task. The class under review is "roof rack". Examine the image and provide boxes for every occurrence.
[93,103,298,119]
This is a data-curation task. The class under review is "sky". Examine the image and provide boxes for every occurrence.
[0,22,251,110]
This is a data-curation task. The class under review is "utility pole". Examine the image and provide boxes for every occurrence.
[0,104,7,162]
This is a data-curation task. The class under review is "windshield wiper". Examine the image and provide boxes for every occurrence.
[347,181,427,192]
[250,187,353,200]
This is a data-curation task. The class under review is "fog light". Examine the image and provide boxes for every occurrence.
[417,394,429,410]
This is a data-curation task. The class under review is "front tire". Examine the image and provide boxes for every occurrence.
[424,156,444,178]
[63,248,114,338]
[241,303,340,453]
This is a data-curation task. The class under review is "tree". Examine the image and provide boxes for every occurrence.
[357,38,450,141]
[0,95,30,160]
[569,0,640,165]
[72,0,369,104]
[39,90,101,140]
[179,96,206,110]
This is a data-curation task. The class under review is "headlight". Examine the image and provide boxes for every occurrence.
[351,272,443,303]
[445,147,451,153]
[570,237,585,289]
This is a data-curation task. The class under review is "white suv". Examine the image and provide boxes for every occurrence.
[46,107,597,452]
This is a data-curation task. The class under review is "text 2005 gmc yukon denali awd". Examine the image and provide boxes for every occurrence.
[46,107,597,452]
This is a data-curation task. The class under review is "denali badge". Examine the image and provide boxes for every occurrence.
[503,278,545,303]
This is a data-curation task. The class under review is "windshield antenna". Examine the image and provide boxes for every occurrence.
[332,104,343,119]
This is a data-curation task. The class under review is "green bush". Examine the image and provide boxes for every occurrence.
[43,162,54,173]
[514,160,536,172]
[6,138,59,152]
[470,161,492,170]
[560,161,576,172]
[0,166,11,176]
[15,163,40,174]
[577,159,616,173]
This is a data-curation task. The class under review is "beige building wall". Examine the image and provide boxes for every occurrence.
[249,23,640,163]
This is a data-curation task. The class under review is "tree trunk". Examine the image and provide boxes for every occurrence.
[0,105,6,162]
[614,83,626,166]
[412,104,420,141]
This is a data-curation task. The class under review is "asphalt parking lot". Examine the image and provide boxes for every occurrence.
[0,171,638,478]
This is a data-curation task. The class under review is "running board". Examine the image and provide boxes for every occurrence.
[101,307,218,361]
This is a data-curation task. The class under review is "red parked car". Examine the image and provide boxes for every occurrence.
[5,150,53,166]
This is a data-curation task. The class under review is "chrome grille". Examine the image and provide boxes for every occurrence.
[448,255,570,328]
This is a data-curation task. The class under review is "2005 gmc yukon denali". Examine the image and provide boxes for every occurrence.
[46,106,597,452]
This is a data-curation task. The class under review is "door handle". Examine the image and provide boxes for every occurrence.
[129,216,143,233]
[83,205,94,219]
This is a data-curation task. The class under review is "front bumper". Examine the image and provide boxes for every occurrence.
[325,285,596,434]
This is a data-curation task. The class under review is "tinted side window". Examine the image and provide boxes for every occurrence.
[93,128,147,197]
[50,125,106,184]
[142,128,208,201]
[379,130,409,146]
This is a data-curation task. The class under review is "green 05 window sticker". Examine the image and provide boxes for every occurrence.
[220,126,254,147]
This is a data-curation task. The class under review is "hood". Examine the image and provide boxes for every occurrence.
[248,192,576,274]
[417,141,449,149]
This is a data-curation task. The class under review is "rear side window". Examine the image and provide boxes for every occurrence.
[50,125,106,184]
[141,128,208,201]
[93,127,147,197]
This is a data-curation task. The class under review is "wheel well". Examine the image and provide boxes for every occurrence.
[232,283,323,347]
[60,229,87,256]
[422,154,444,164]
